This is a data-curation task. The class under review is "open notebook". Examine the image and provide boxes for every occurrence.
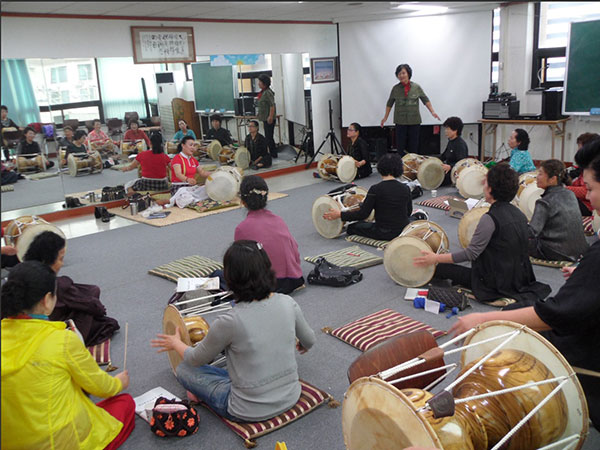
[133,387,181,423]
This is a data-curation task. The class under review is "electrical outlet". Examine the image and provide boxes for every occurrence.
[469,132,474,138]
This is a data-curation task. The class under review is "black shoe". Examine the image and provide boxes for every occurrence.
[72,198,83,208]
[101,207,112,222]
[94,206,102,219]
[46,160,55,168]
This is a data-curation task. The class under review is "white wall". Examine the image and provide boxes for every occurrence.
[0,16,339,147]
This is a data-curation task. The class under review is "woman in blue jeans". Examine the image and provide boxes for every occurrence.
[152,240,316,422]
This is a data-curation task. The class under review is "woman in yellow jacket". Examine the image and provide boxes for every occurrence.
[1,261,134,450]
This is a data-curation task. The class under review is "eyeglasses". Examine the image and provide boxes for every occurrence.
[347,128,356,132]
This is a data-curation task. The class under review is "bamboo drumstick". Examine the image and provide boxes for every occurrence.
[123,322,129,371]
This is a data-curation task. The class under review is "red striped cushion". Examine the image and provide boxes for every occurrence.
[327,308,445,351]
[87,339,111,366]
[582,216,594,236]
[417,195,452,211]
[203,380,330,446]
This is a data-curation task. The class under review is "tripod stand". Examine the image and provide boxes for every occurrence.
[294,127,314,164]
[305,99,344,169]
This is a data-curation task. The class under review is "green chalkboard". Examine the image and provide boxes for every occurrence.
[192,63,235,111]
[564,19,600,114]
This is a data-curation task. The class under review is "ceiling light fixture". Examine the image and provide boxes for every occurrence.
[390,3,449,14]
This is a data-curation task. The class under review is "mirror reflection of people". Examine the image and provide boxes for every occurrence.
[121,133,171,195]
[122,119,150,150]
[87,119,115,154]
[1,261,134,449]
[256,74,277,159]
[64,130,88,166]
[439,116,468,186]
[16,126,54,168]
[448,138,600,430]
[528,159,588,262]
[1,105,23,161]
[413,162,551,308]
[507,128,536,174]
[566,132,599,216]
[380,64,440,157]
[245,120,272,170]
[151,240,316,422]
[346,122,371,179]
[170,135,211,195]
[172,119,196,143]
[206,114,232,146]
[57,125,74,149]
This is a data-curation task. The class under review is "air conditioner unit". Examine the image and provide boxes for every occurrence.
[155,72,176,109]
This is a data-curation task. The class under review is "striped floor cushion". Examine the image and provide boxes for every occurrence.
[344,234,389,249]
[1,184,15,192]
[28,171,60,180]
[202,380,337,448]
[304,245,383,269]
[529,256,573,268]
[417,195,453,211]
[148,255,223,283]
[583,216,595,236]
[109,163,131,171]
[322,308,445,352]
[88,339,117,371]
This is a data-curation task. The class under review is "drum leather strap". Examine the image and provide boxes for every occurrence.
[418,347,444,364]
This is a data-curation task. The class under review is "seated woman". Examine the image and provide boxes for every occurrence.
[1,261,134,449]
[206,114,233,146]
[508,128,536,174]
[121,133,171,194]
[245,120,272,170]
[323,153,428,241]
[57,125,75,149]
[235,175,304,294]
[64,130,88,166]
[22,230,120,347]
[16,126,54,168]
[172,119,196,142]
[566,132,599,216]
[170,135,211,195]
[1,161,20,185]
[414,162,551,308]
[87,119,115,154]
[439,116,468,186]
[122,119,150,150]
[346,122,371,179]
[528,159,589,262]
[152,240,316,422]
[1,105,22,161]
[448,137,600,430]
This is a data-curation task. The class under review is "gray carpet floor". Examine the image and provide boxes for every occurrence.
[44,176,600,449]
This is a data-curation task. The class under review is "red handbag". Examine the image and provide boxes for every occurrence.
[149,397,199,437]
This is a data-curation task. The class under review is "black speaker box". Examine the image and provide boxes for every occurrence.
[542,89,566,120]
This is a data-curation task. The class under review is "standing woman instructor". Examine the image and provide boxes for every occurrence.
[256,74,277,159]
[380,64,440,156]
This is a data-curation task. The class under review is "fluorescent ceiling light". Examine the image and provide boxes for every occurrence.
[391,3,449,14]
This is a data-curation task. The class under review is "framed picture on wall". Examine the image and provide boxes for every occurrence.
[131,26,196,64]
[311,57,338,84]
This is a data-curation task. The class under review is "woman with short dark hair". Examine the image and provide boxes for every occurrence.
[567,132,600,216]
[235,175,304,294]
[346,122,371,179]
[414,162,551,308]
[123,119,150,149]
[121,133,171,193]
[508,128,536,173]
[245,120,272,170]
[380,64,439,156]
[170,135,211,194]
[16,126,55,168]
[528,159,588,261]
[152,240,316,422]
[256,74,277,159]
[1,260,134,449]
[439,116,468,185]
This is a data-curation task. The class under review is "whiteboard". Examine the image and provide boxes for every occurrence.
[339,11,492,127]
[281,53,307,126]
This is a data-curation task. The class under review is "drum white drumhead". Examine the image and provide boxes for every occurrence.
[337,155,358,183]
[207,140,222,160]
[517,184,543,221]
[400,220,449,254]
[592,210,600,233]
[342,377,441,450]
[384,236,435,287]
[5,215,48,246]
[234,146,251,170]
[16,223,67,262]
[451,158,484,185]
[417,158,445,190]
[67,154,79,177]
[461,321,588,447]
[205,170,238,202]
[312,195,343,238]
[457,165,487,199]
[458,207,490,248]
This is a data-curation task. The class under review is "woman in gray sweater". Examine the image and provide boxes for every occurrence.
[528,159,589,262]
[152,240,316,422]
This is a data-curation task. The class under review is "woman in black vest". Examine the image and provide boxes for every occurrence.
[414,162,550,308]
[346,122,371,179]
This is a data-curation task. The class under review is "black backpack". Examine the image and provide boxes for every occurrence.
[307,257,363,287]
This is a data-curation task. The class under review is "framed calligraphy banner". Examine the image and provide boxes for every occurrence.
[131,26,196,64]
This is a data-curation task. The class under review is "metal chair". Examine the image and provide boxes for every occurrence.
[124,111,139,126]
[84,120,95,132]
[107,118,123,140]
[63,119,79,131]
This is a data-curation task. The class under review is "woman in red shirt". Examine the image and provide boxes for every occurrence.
[170,136,211,195]
[121,133,171,194]
[122,119,150,150]
[567,132,599,216]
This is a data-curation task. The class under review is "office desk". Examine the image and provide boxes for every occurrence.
[235,115,282,145]
[478,118,570,161]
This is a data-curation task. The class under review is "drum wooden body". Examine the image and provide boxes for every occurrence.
[205,166,242,202]
[5,215,67,261]
[218,147,235,165]
[89,139,114,152]
[121,140,145,156]
[383,220,449,287]
[67,152,103,177]
[514,171,543,221]
[456,165,488,199]
[458,206,490,248]
[342,321,588,450]
[317,153,358,183]
[166,142,179,154]
[16,155,45,173]
[401,153,445,190]
[58,147,67,169]
[207,140,223,161]
[451,158,485,185]
[311,186,371,239]
[192,140,208,159]
[163,304,210,374]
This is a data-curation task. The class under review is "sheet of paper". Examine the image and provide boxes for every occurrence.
[404,288,429,300]
[176,277,220,292]
[133,387,181,423]
[465,198,480,210]
[424,299,441,314]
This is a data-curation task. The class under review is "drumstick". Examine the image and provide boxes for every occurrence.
[123,322,129,371]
